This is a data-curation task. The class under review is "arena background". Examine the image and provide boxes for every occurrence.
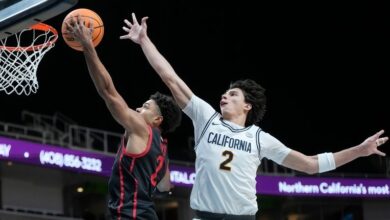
[0,0,389,219]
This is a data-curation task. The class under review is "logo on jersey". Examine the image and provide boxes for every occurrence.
[207,132,251,153]
[245,132,253,138]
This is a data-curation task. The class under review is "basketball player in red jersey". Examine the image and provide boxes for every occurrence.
[65,15,182,220]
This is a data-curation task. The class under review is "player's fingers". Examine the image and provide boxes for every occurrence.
[141,17,148,29]
[64,21,75,33]
[375,130,385,139]
[376,137,388,146]
[119,35,130,40]
[124,19,132,27]
[87,18,95,33]
[70,16,77,27]
[122,26,130,32]
[75,14,82,26]
[141,17,149,24]
[383,137,389,144]
[132,13,139,25]
[64,21,72,29]
[375,149,386,157]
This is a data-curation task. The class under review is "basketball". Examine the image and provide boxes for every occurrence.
[61,8,104,51]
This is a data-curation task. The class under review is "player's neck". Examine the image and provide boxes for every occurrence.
[223,114,246,127]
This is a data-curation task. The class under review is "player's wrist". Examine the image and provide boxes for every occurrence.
[139,35,151,46]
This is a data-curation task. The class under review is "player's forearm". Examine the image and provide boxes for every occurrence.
[333,144,364,168]
[157,168,172,192]
[284,147,362,174]
[138,36,193,108]
[82,44,115,98]
[139,36,177,85]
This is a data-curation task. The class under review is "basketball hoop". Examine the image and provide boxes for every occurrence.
[0,23,58,95]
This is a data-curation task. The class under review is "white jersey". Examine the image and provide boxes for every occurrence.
[183,95,291,215]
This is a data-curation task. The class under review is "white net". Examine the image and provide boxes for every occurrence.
[0,23,58,95]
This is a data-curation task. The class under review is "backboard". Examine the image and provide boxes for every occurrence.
[0,0,78,40]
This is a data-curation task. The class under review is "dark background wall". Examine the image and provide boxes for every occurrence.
[0,0,389,173]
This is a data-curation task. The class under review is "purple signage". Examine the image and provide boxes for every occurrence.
[1,136,389,198]
[168,167,390,198]
[257,175,390,198]
[0,136,114,177]
[170,164,196,187]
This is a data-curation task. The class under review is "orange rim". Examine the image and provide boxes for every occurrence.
[0,23,58,52]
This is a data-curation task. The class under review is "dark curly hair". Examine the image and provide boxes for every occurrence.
[229,79,266,126]
[150,92,182,136]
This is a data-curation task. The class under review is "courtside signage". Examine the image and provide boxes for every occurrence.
[0,136,113,177]
[1,136,389,197]
[257,175,389,197]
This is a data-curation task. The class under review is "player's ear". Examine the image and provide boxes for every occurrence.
[152,115,163,127]
[244,103,252,111]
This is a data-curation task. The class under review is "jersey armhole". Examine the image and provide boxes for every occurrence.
[123,126,153,158]
[256,128,262,162]
[194,112,219,150]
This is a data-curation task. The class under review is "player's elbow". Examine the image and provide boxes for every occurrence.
[305,168,317,175]
[98,86,117,104]
[162,74,177,89]
[302,157,318,175]
[157,182,171,192]
[97,88,109,99]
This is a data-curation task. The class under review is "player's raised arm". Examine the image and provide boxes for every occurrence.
[120,13,192,109]
[65,15,148,137]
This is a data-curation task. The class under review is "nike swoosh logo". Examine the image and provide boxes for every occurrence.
[211,122,220,125]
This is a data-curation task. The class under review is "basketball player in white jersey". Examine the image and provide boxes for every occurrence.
[121,13,388,220]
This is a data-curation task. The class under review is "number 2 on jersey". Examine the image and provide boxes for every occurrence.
[151,155,164,186]
[219,150,233,171]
